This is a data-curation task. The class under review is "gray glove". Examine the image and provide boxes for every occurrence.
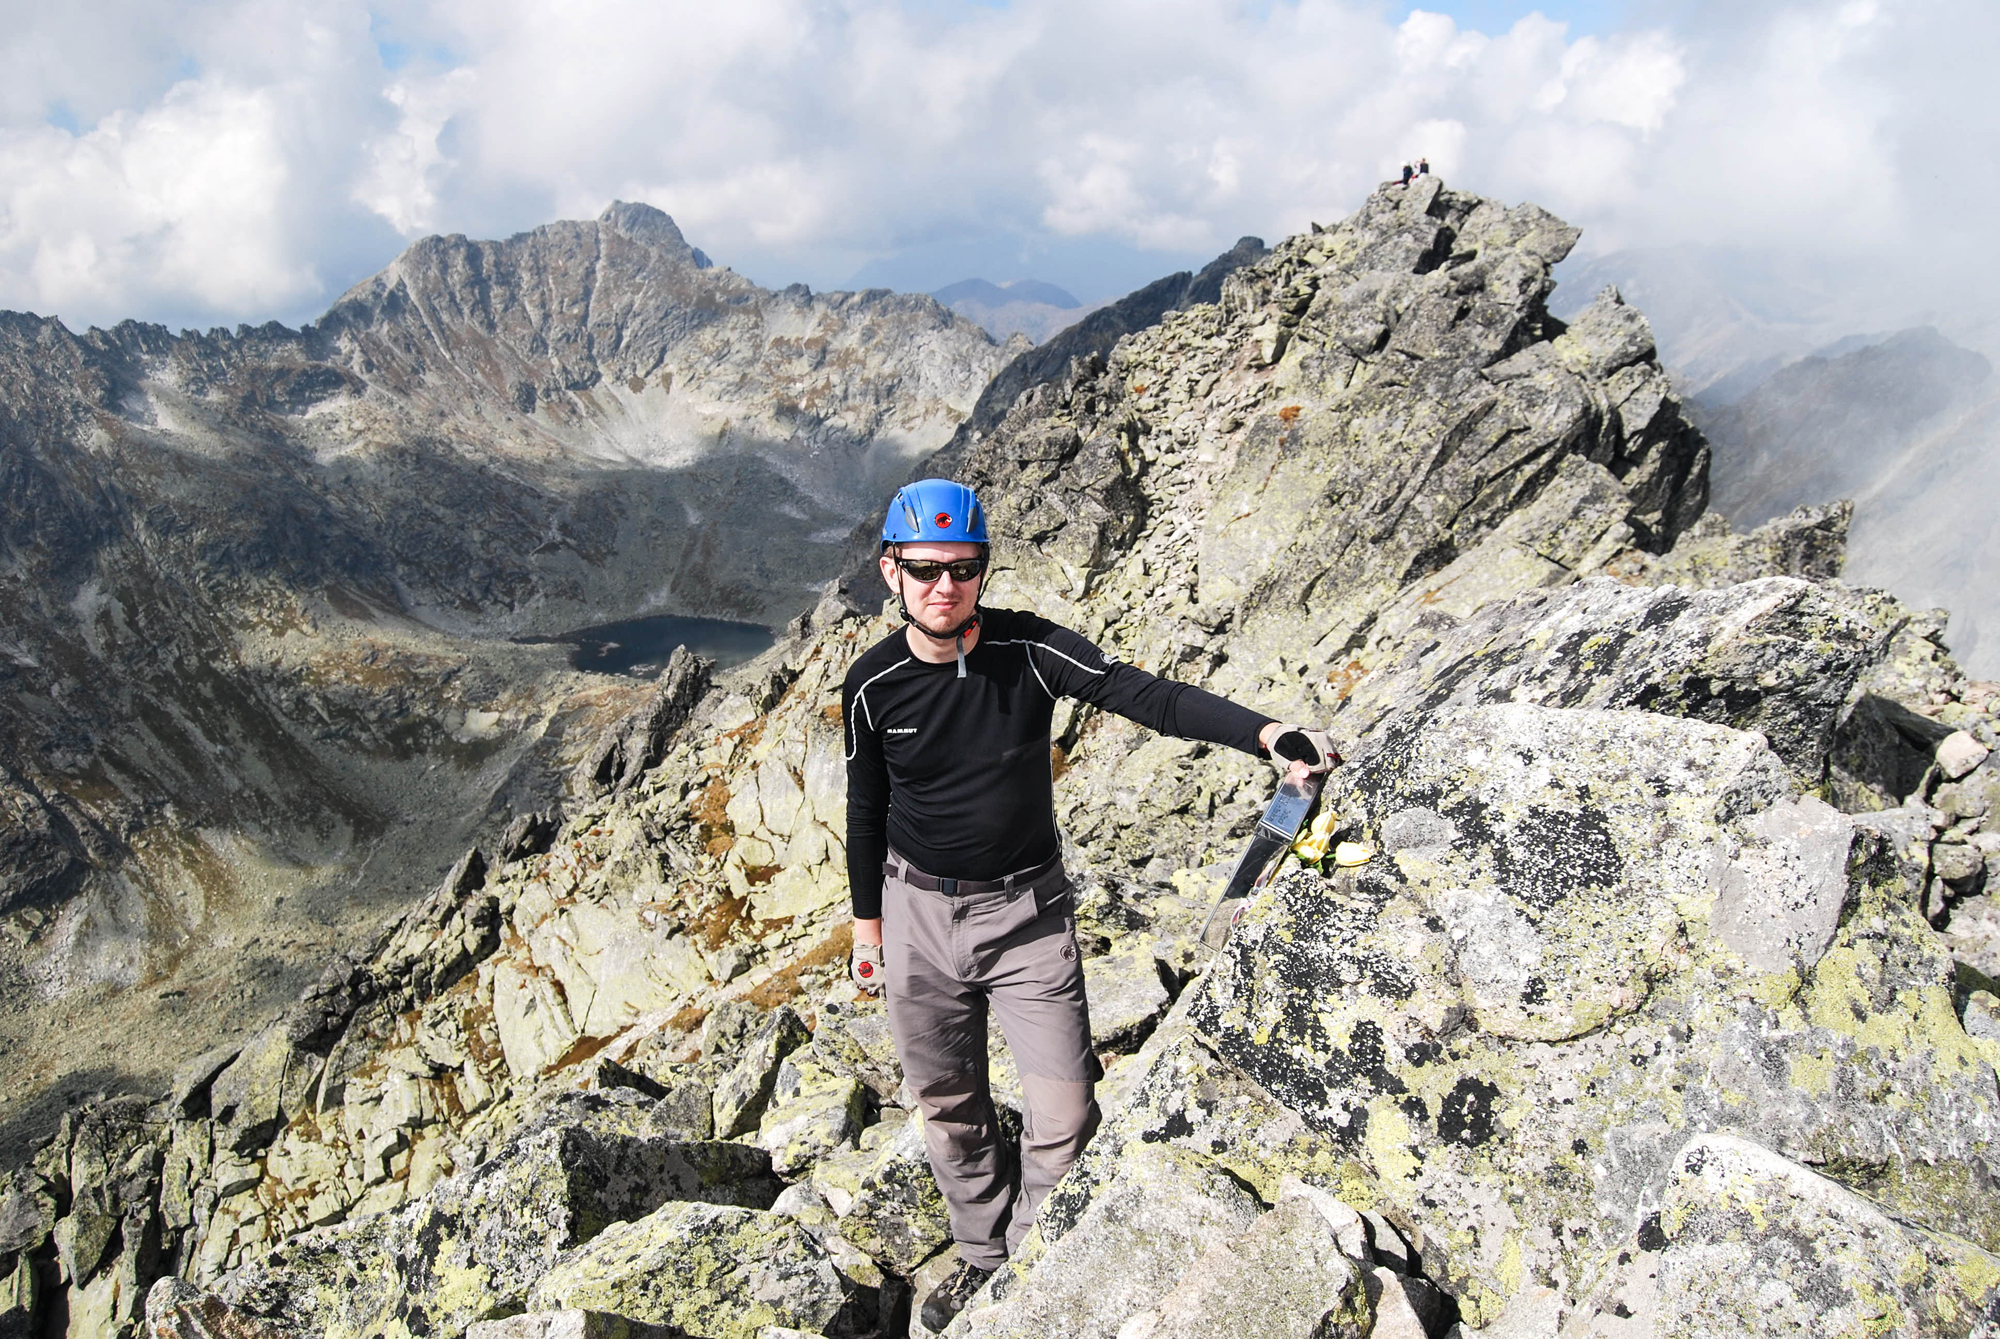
[851,942,885,996]
[1269,724,1340,774]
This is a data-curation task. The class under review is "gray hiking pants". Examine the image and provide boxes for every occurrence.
[882,851,1102,1270]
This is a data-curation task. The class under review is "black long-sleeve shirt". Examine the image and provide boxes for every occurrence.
[841,607,1273,919]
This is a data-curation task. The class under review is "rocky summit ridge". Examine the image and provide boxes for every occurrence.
[5,179,2000,1339]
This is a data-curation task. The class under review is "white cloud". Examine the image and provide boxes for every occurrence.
[0,0,1992,338]
[1559,33,1684,132]
[0,81,310,317]
[0,0,396,329]
[353,69,475,235]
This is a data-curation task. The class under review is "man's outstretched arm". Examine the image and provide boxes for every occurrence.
[1028,621,1335,765]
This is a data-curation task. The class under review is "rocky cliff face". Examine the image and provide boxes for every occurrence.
[7,180,2000,1339]
[0,204,1008,1160]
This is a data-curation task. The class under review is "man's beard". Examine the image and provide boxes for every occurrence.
[901,582,980,640]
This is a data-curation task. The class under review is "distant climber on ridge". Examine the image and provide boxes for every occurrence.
[841,478,1338,1331]
[1419,156,1430,175]
[1401,162,1415,185]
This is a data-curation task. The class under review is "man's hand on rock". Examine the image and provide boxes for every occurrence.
[1261,722,1341,775]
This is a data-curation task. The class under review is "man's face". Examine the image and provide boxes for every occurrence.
[881,540,984,636]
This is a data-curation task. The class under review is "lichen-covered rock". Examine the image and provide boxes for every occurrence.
[1032,1032,1333,1259]
[1112,1197,1371,1339]
[1082,943,1171,1054]
[52,1098,161,1291]
[0,1250,38,1337]
[1605,500,1851,591]
[834,1121,951,1274]
[1320,704,1791,1044]
[1591,1134,2000,1336]
[207,1027,321,1157]
[1172,701,2000,1326]
[215,1093,779,1339]
[520,898,713,1040]
[715,1009,812,1139]
[757,1075,865,1177]
[527,1202,852,1339]
[492,957,584,1080]
[1333,576,1880,784]
[951,1143,1264,1339]
[143,1278,304,1338]
[576,647,715,798]
[1706,795,1855,974]
[1827,598,1969,811]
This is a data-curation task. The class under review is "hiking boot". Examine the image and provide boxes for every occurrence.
[919,1258,994,1332]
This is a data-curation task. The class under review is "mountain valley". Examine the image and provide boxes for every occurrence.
[0,202,1015,1152]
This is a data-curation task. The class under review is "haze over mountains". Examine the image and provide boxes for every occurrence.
[929,278,1108,346]
[1696,327,2000,673]
[1556,248,2000,676]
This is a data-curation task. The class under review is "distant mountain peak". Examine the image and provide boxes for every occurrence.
[932,277,1081,309]
[346,201,713,315]
[595,200,695,254]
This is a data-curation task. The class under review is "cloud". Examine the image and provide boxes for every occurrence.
[0,0,400,331]
[0,0,1992,340]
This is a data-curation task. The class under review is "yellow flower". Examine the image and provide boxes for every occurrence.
[1333,841,1375,867]
[1293,810,1339,863]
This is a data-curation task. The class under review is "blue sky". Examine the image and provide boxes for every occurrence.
[1416,1,1624,36]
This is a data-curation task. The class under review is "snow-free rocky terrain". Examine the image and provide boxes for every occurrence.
[0,203,1019,1155]
[7,178,2000,1339]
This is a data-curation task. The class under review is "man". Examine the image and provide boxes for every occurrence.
[842,478,1335,1331]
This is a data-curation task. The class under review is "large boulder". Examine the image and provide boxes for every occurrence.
[215,1093,780,1339]
[714,1008,812,1138]
[1583,1134,2000,1336]
[526,1202,853,1339]
[1173,702,2000,1326]
[1113,1197,1372,1339]
[1332,576,1882,784]
[832,1121,952,1274]
[952,1143,1264,1338]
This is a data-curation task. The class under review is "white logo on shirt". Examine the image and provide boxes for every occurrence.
[887,727,918,734]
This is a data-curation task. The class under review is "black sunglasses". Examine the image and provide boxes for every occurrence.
[892,556,988,583]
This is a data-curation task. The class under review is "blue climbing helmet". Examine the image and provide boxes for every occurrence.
[881,479,988,548]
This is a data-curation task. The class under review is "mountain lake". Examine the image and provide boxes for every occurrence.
[525,614,775,677]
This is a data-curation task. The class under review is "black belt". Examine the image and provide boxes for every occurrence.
[884,851,1061,896]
